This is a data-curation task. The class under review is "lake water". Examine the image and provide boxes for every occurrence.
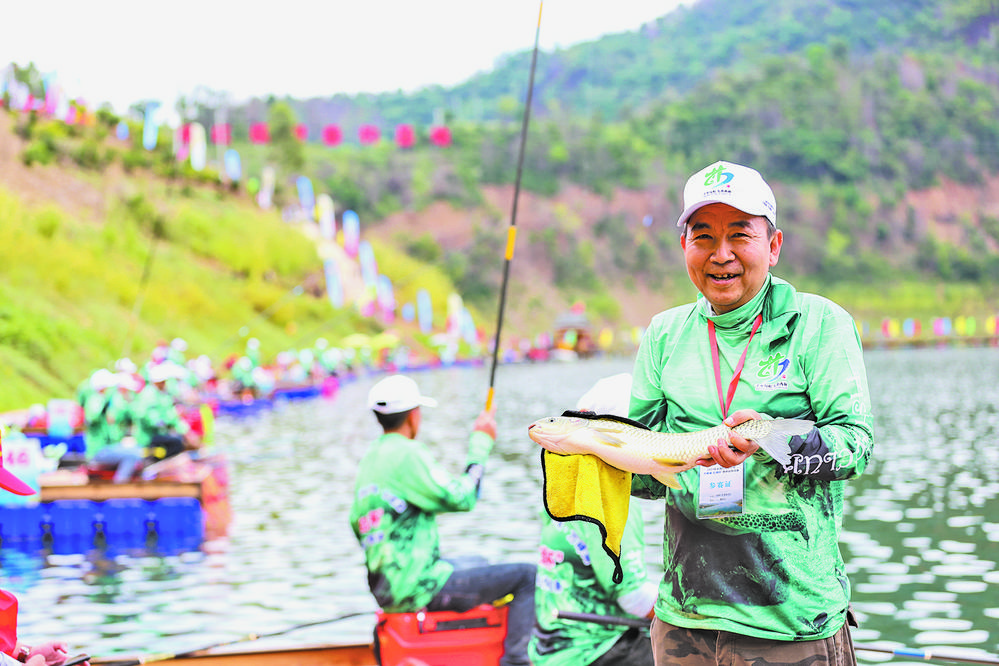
[2,347,997,663]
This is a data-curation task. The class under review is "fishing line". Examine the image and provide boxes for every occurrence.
[485,0,543,412]
[95,610,373,666]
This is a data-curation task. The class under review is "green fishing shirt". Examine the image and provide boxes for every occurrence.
[130,384,188,450]
[530,503,653,666]
[83,390,114,457]
[630,274,874,641]
[349,429,494,612]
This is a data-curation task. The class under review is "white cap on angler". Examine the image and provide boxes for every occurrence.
[675,160,777,229]
[367,375,438,415]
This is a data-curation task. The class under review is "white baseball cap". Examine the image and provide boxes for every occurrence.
[367,375,438,414]
[575,373,633,417]
[675,160,777,229]
[90,368,117,391]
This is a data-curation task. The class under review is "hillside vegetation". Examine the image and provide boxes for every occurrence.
[0,113,472,411]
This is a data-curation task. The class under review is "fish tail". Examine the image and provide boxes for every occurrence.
[752,419,814,467]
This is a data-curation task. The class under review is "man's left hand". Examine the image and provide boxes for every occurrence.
[697,409,762,468]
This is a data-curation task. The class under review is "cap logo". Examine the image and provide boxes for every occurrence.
[703,164,734,187]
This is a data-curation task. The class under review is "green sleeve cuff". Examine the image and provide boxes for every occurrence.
[466,430,494,466]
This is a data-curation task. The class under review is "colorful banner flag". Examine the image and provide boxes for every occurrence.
[460,308,477,344]
[323,258,344,308]
[42,74,59,115]
[189,122,207,171]
[142,102,161,150]
[417,289,433,334]
[377,274,396,324]
[429,125,452,147]
[359,124,380,145]
[211,123,232,145]
[446,293,464,337]
[401,302,415,322]
[395,124,415,148]
[296,176,315,214]
[224,149,241,182]
[323,124,342,146]
[317,194,335,239]
[358,241,378,288]
[173,126,189,162]
[258,166,275,209]
[342,209,360,258]
[249,122,269,144]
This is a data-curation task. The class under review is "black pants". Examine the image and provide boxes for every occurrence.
[594,626,654,666]
[149,434,185,460]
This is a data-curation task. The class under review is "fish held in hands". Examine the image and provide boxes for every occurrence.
[527,413,814,489]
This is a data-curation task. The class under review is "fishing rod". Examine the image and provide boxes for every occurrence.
[96,610,373,666]
[485,0,543,412]
[555,612,999,665]
[851,645,999,666]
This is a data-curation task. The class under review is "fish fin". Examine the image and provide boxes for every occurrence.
[651,456,686,468]
[753,419,815,467]
[652,472,682,489]
[590,430,627,448]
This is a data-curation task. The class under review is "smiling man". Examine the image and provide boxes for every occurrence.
[628,161,875,666]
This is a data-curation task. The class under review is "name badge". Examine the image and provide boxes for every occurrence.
[696,464,744,519]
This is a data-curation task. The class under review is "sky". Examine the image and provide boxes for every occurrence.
[2,0,687,120]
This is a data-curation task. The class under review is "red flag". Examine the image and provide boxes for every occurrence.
[322,124,342,146]
[358,124,380,145]
[395,123,415,148]
[211,124,232,145]
[429,125,452,147]
[295,123,308,142]
[249,122,270,144]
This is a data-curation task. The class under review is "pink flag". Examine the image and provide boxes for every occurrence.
[323,124,342,146]
[358,124,380,145]
[395,124,415,148]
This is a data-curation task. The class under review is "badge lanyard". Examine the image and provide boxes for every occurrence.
[697,312,762,519]
[708,313,763,418]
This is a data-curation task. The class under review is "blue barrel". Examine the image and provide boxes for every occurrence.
[150,497,204,540]
[100,499,155,544]
[149,497,204,554]
[0,505,45,544]
[42,500,99,553]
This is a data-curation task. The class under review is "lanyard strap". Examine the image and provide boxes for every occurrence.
[708,313,763,418]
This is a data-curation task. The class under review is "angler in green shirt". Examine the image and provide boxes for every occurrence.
[349,374,536,666]
[131,363,193,461]
[84,369,144,483]
[630,161,874,666]
[531,373,656,666]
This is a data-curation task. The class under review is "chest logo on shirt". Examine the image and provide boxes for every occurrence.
[755,352,790,391]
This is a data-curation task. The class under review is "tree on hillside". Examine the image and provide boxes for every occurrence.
[268,100,305,174]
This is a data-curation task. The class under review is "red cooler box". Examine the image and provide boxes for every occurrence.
[375,603,508,666]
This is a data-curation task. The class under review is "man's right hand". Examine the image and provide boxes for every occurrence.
[473,407,497,441]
